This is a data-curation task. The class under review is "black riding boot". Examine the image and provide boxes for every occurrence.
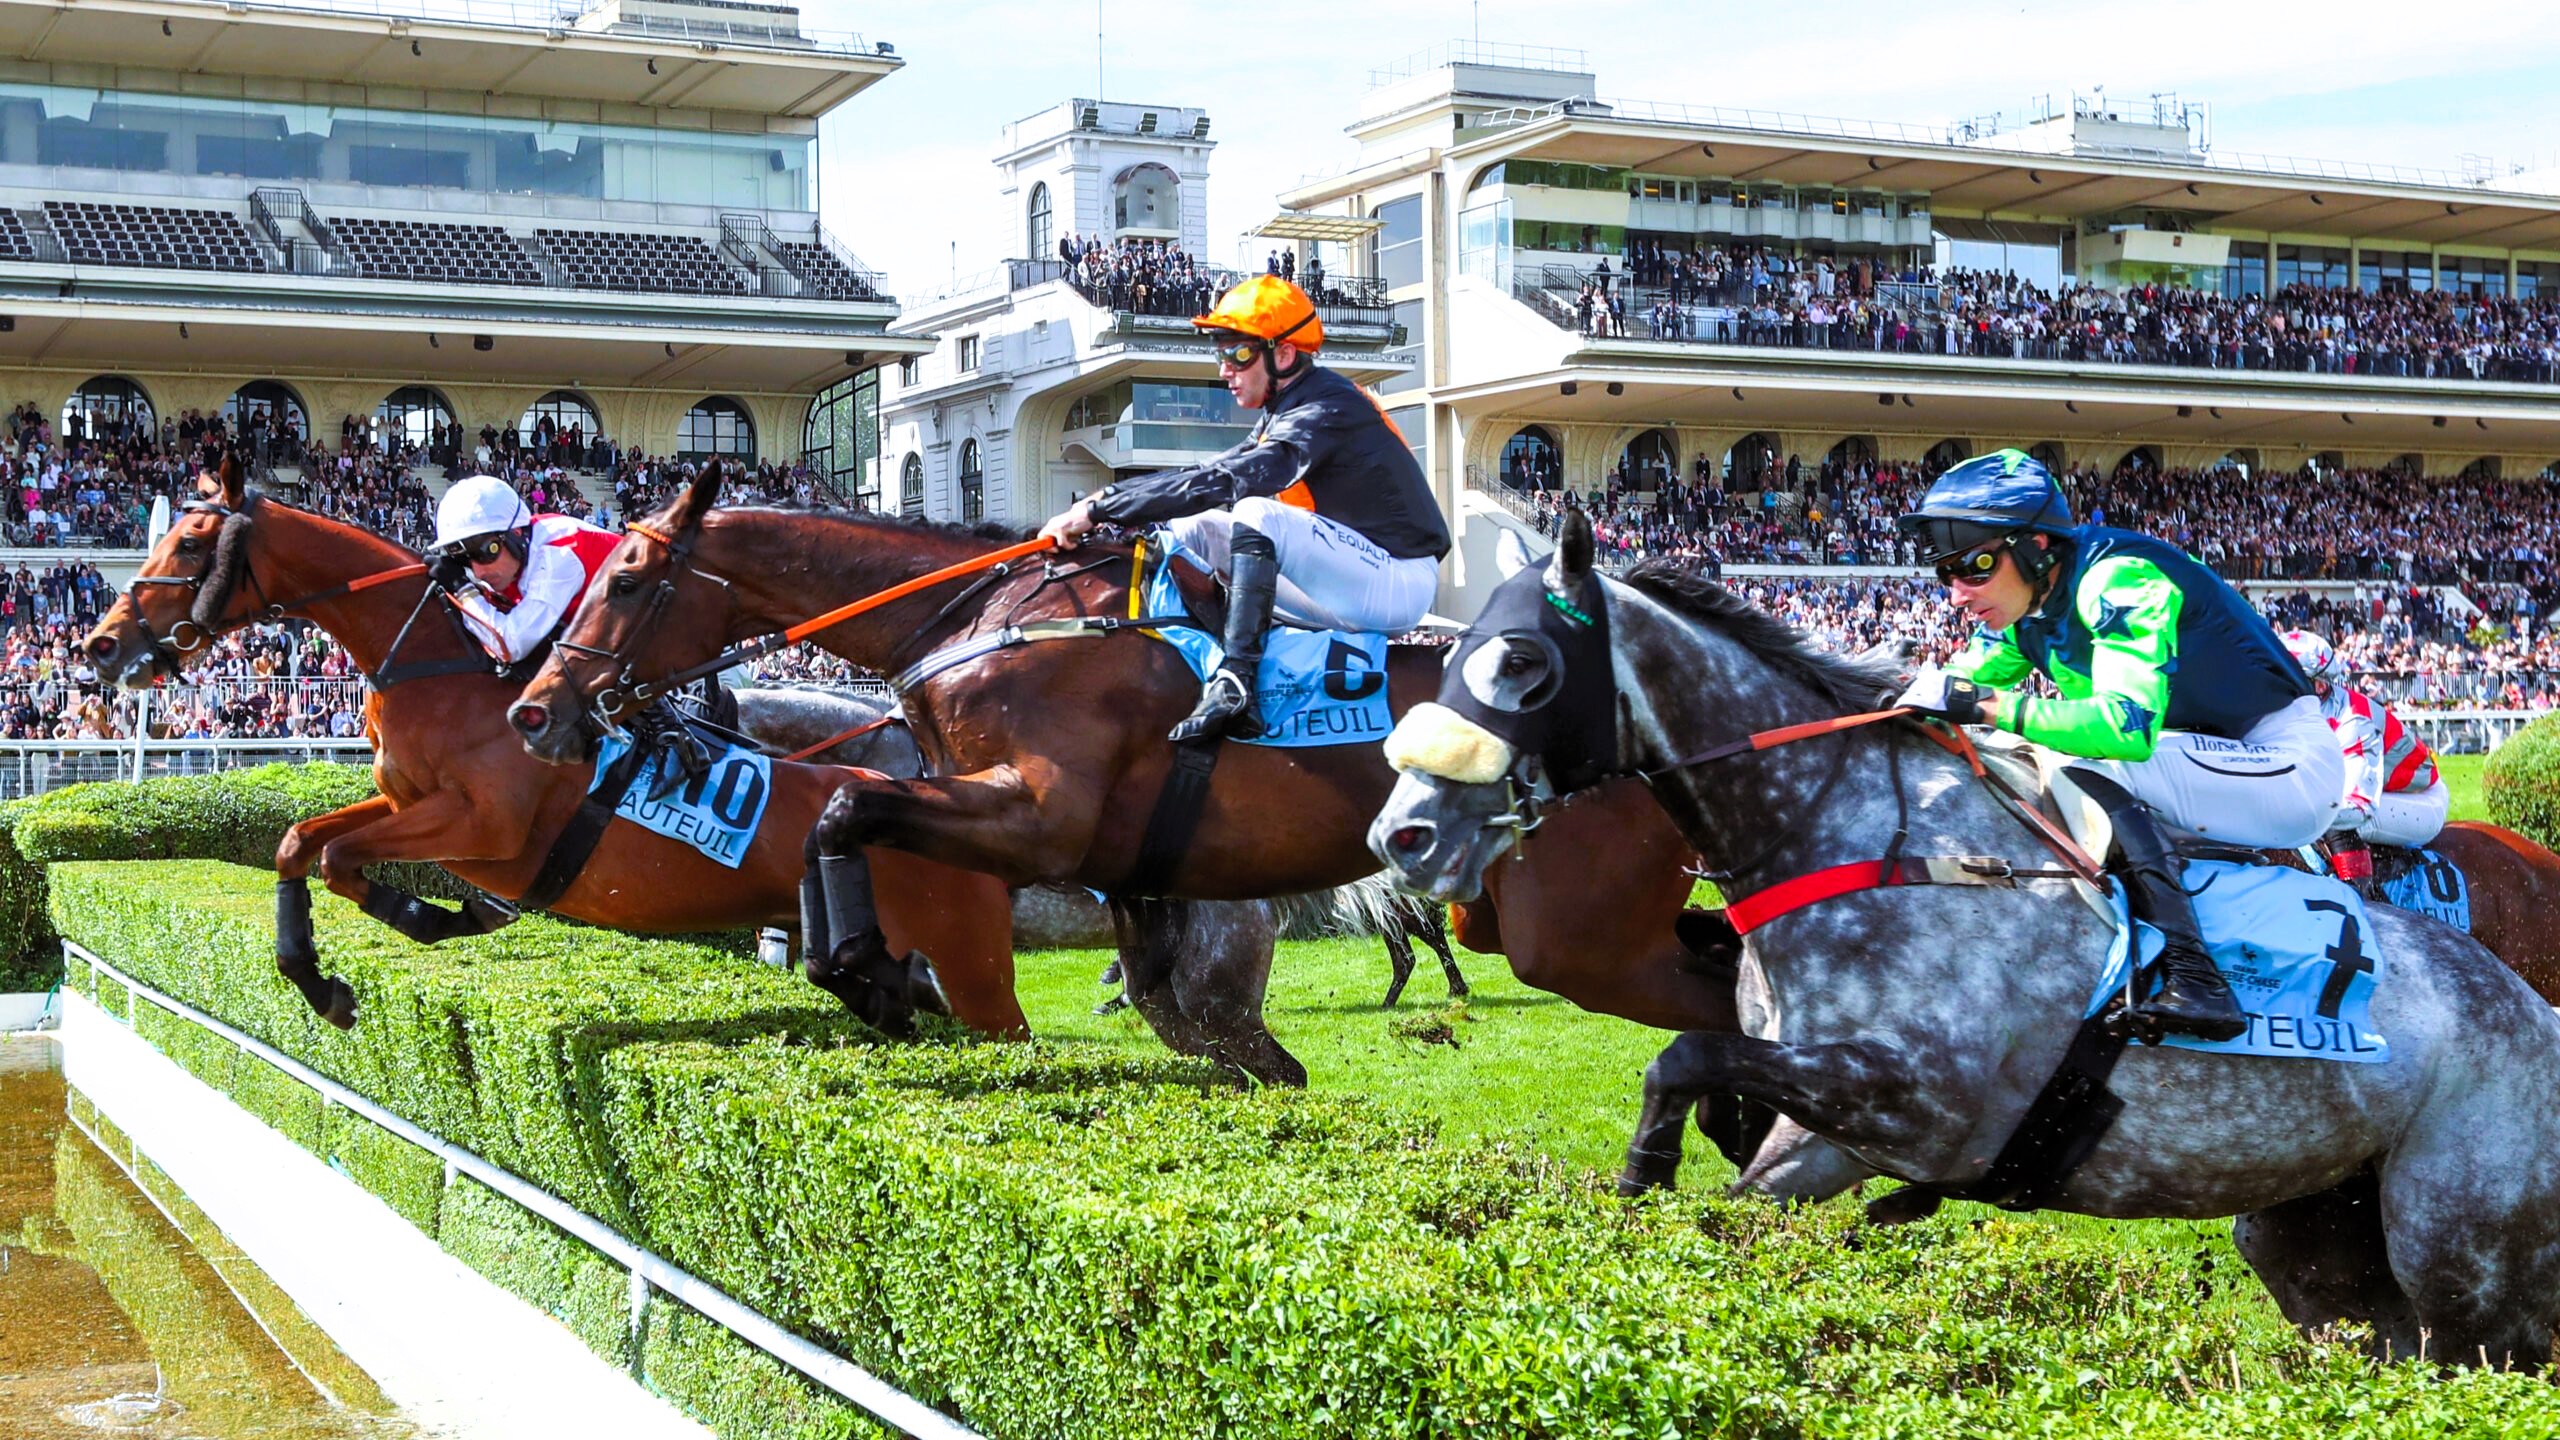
[635,695,712,801]
[1169,526,1278,743]
[2071,768,2247,1044]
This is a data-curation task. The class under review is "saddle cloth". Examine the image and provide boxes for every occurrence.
[590,726,774,869]
[1137,536,1395,750]
[1972,733,2392,1064]
[2378,847,2472,932]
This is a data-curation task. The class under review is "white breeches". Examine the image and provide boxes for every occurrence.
[2077,695,2346,850]
[2357,782,2451,849]
[1164,496,1440,634]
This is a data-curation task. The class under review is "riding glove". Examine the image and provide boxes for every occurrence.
[427,552,470,591]
[1896,663,1990,726]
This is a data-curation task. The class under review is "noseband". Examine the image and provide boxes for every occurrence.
[548,517,721,723]
[121,494,428,669]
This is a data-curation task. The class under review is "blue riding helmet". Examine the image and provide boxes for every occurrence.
[1897,448,2076,578]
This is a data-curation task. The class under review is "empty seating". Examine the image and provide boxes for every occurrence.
[0,211,32,264]
[43,200,268,273]
[533,227,749,297]
[773,240,879,301]
[328,215,541,287]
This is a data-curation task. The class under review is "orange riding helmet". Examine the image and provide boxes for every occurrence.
[1194,274,1325,374]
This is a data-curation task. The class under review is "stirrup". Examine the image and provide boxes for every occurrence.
[1169,669,1261,743]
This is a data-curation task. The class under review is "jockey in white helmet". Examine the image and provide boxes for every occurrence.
[2278,629,2450,851]
[429,474,621,665]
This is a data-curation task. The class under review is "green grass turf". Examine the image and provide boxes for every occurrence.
[1003,752,2502,1348]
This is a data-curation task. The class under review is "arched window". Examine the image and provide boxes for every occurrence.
[1721,431,1776,489]
[804,372,880,510]
[1027,182,1053,261]
[899,453,925,517]
[1112,162,1179,236]
[2029,441,2069,474]
[225,380,306,440]
[2461,456,2502,482]
[1923,438,1972,471]
[678,397,754,460]
[1824,435,1877,471]
[1621,428,1677,489]
[376,385,455,452]
[957,439,984,522]
[61,376,154,446]
[2116,445,2162,477]
[519,390,601,448]
[1501,425,1561,492]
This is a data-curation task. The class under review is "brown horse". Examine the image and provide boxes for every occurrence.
[80,465,1024,1039]
[2378,822,2560,1000]
[508,470,1753,1081]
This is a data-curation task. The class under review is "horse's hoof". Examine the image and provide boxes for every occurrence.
[903,952,950,1017]
[1865,1186,1945,1225]
[1098,959,1123,986]
[323,980,359,1031]
[1616,1152,1680,1198]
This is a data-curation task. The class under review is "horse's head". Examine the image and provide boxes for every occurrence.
[1370,510,1623,901]
[84,453,259,690]
[511,461,736,764]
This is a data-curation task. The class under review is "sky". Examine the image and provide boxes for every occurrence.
[795,0,2560,296]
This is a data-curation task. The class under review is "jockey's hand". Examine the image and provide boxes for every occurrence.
[427,551,469,591]
[1896,664,1989,726]
[1039,499,1100,551]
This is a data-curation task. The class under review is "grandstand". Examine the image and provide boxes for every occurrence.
[1270,44,2560,618]
[0,0,920,483]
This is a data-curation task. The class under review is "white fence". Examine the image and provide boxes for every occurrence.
[0,737,372,798]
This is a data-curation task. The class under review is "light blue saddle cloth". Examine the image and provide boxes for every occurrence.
[2379,848,2472,933]
[590,730,775,869]
[2087,859,2389,1063]
[1140,535,1394,749]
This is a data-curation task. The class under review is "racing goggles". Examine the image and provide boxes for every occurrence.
[1210,335,1266,368]
[448,532,510,565]
[1934,536,2013,587]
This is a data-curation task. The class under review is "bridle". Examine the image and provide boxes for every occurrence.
[547,515,725,723]
[123,494,426,669]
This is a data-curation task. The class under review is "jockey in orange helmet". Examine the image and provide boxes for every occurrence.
[1039,275,1449,742]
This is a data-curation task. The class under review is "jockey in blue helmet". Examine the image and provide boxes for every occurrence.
[1895,448,2344,1044]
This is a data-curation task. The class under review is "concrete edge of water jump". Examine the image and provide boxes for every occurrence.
[54,986,719,1440]
[0,990,58,1031]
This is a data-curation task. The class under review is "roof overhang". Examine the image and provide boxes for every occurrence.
[0,0,900,118]
[1255,212,1384,243]
[1446,113,2560,251]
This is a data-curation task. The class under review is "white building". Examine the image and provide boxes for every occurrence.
[876,98,1409,526]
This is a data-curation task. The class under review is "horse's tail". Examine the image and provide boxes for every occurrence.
[1267,872,1419,940]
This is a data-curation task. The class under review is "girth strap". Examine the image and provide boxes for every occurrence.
[1909,1008,2133,1213]
[517,737,653,912]
[1118,739,1221,897]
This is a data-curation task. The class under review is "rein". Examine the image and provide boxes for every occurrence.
[126,497,426,660]
[571,524,1057,719]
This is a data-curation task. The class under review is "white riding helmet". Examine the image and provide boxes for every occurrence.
[2279,628,2342,685]
[433,475,531,554]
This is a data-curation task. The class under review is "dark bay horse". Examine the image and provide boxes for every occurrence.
[507,470,1753,1086]
[1373,513,2560,1367]
[80,469,1024,1039]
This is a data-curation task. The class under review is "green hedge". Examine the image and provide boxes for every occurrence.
[52,860,2560,1439]
[0,762,469,993]
[2483,712,2560,852]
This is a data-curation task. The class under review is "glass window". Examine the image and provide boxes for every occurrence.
[1027,182,1052,261]
[957,439,984,522]
[955,335,981,373]
[1458,198,1512,289]
[376,386,453,450]
[899,453,925,517]
[898,357,920,388]
[0,83,809,208]
[1374,302,1425,395]
[519,391,600,447]
[2517,260,2560,300]
[61,376,154,443]
[1127,381,1250,453]
[224,381,305,443]
[1384,404,1425,481]
[1500,426,1560,491]
[2277,243,2347,290]
[2221,248,2266,297]
[802,371,879,509]
[1374,195,1424,290]
[678,397,754,460]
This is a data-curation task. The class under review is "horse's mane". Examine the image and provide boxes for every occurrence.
[705,501,1040,548]
[1620,561,1902,710]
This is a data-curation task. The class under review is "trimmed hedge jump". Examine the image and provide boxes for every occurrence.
[49,860,2560,1439]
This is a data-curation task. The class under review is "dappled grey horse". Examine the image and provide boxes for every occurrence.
[1368,514,2560,1368]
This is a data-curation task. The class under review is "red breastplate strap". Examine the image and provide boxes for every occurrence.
[1722,855,2025,936]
